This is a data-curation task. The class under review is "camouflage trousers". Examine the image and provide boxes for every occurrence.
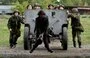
[72,29,82,48]
[9,29,21,47]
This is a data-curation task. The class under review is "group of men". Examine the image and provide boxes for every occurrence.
[7,4,84,53]
[26,3,65,10]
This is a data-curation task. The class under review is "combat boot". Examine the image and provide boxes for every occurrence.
[48,49,53,53]
[78,41,82,48]
[10,44,13,48]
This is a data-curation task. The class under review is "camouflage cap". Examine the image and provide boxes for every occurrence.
[13,10,20,15]
[72,8,79,13]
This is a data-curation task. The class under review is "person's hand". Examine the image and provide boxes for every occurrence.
[9,29,12,31]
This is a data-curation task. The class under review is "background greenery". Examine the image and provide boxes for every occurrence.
[0,0,90,14]
[0,15,90,47]
[1,0,90,6]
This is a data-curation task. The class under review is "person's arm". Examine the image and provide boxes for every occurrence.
[7,17,12,31]
[76,13,80,20]
[44,16,49,31]
[67,14,72,18]
[19,16,24,24]
[46,17,49,28]
[34,18,38,33]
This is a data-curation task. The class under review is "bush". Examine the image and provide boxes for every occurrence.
[12,1,29,15]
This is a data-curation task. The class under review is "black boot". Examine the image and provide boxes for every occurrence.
[48,49,53,53]
[30,41,39,53]
[12,43,17,48]
[10,44,13,48]
[30,49,34,53]
[78,42,82,48]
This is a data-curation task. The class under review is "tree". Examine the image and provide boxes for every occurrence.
[86,0,90,6]
[12,1,29,15]
[1,0,90,6]
[39,0,53,8]
[11,0,90,15]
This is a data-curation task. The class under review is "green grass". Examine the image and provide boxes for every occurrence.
[0,15,90,47]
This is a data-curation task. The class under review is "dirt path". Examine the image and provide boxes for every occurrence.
[0,40,90,58]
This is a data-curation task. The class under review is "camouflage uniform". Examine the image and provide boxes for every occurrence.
[69,8,83,48]
[7,15,24,48]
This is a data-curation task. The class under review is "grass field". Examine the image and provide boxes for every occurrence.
[0,15,90,47]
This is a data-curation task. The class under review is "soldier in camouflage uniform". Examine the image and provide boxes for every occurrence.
[68,8,84,48]
[48,4,54,10]
[7,10,24,48]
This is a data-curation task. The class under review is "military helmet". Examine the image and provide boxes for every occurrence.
[58,4,64,10]
[13,10,20,15]
[48,4,54,8]
[72,8,79,13]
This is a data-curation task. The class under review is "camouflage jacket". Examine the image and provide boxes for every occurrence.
[7,15,24,30]
[68,13,81,28]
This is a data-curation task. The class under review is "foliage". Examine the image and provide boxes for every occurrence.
[37,0,53,8]
[1,0,90,13]
[0,0,90,6]
[12,1,29,15]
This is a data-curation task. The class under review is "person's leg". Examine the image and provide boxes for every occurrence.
[30,32,40,53]
[43,33,53,53]
[47,35,50,43]
[9,34,13,48]
[13,30,20,45]
[30,40,40,53]
[77,31,82,48]
[47,29,53,43]
[12,30,20,48]
[72,29,76,47]
[9,31,14,48]
[13,35,17,44]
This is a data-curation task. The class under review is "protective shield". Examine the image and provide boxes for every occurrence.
[24,10,68,35]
